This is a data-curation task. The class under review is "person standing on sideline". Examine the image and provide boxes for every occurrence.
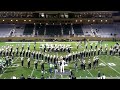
[41,75,44,79]
[97,70,101,79]
[20,74,25,79]
[27,75,31,79]
[101,73,106,79]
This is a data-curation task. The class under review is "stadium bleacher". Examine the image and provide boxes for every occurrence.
[62,24,71,35]
[0,23,120,38]
[23,24,34,35]
[46,24,62,36]
[35,24,45,35]
[0,24,15,37]
[73,24,84,35]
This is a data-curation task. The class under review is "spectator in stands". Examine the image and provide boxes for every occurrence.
[20,74,25,79]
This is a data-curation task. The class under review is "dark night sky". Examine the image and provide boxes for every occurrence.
[0,0,119,11]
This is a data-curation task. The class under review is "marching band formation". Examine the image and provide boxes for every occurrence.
[0,41,120,78]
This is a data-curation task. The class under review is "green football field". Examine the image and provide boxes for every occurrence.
[0,41,120,79]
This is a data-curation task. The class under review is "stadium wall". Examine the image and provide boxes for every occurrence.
[0,36,119,42]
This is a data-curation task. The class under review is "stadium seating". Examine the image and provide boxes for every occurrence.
[62,24,71,35]
[73,24,84,35]
[23,24,34,35]
[0,23,120,38]
[90,24,117,37]
[46,25,62,36]
[0,24,15,37]
[82,25,93,36]
[35,24,45,35]
[14,24,25,37]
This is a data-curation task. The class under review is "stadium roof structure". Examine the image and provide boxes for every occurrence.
[34,11,119,14]
[0,11,118,13]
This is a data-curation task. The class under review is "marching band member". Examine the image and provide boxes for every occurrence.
[27,58,30,68]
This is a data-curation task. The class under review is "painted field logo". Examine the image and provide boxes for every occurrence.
[99,63,106,66]
[108,63,116,66]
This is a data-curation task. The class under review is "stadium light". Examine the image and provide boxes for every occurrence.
[80,20,82,22]
[88,20,90,22]
[24,20,26,22]
[105,20,107,22]
[93,20,95,22]
[65,14,68,18]
[11,20,13,21]
[76,20,78,22]
[101,20,103,22]
[16,20,18,21]
[99,15,102,17]
[29,20,31,22]
[41,13,44,17]
[3,20,4,21]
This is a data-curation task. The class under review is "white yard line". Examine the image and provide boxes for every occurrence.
[87,70,93,77]
[5,42,76,43]
[0,57,19,78]
[30,66,35,77]
[99,59,120,75]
